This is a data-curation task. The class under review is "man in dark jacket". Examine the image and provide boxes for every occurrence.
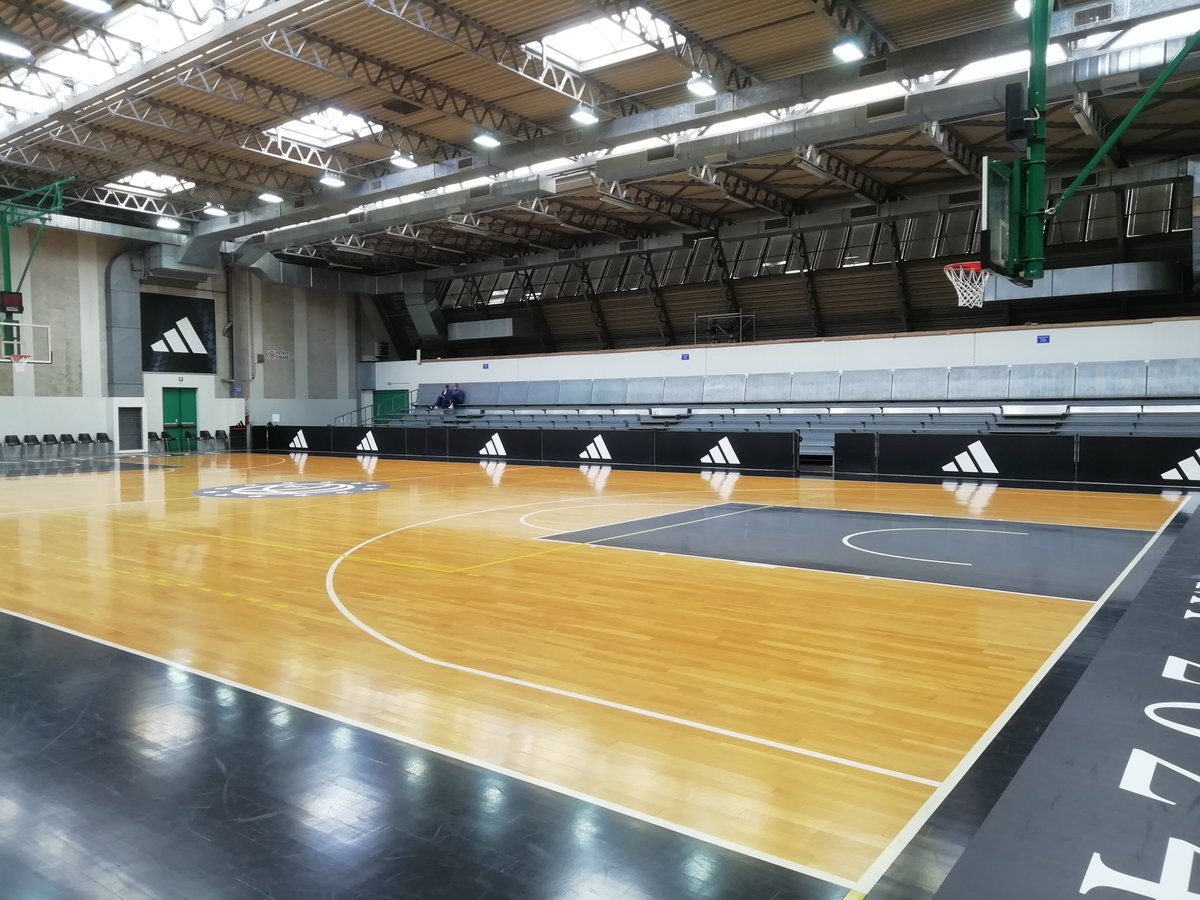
[433,385,453,409]
[450,384,466,407]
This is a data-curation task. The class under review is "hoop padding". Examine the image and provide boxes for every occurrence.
[8,354,29,373]
[945,262,990,309]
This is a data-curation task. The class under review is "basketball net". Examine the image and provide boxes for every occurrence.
[7,354,29,373]
[944,262,989,309]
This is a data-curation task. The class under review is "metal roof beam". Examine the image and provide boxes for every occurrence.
[1070,92,1127,169]
[173,65,467,162]
[581,0,760,90]
[260,28,551,141]
[34,122,315,195]
[805,0,898,57]
[364,0,636,115]
[687,164,797,215]
[106,98,364,174]
[921,121,981,176]
[794,145,890,204]
[518,197,647,240]
[595,177,727,231]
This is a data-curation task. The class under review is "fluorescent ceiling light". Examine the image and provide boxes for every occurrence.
[202,204,228,217]
[687,73,717,98]
[332,244,374,257]
[473,132,501,148]
[62,0,113,13]
[0,37,31,60]
[833,41,865,62]
[390,152,418,169]
[319,172,346,188]
[570,107,600,125]
[258,192,284,203]
[1014,0,1032,18]
[156,217,181,230]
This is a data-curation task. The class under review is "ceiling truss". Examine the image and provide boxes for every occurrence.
[364,0,637,115]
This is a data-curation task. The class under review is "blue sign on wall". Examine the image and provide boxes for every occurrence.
[482,362,489,369]
[1037,335,1050,344]
[681,353,690,360]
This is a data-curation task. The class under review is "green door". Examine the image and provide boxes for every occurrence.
[373,389,409,422]
[162,387,198,452]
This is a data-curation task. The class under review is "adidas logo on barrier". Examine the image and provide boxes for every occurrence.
[356,431,378,453]
[700,436,740,466]
[579,464,611,491]
[357,455,378,476]
[701,469,740,500]
[480,460,506,485]
[150,317,209,355]
[479,433,507,457]
[289,430,308,450]
[940,440,998,475]
[1161,448,1200,482]
[579,435,612,461]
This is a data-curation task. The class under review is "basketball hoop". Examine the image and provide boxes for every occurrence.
[7,354,29,373]
[944,262,990,309]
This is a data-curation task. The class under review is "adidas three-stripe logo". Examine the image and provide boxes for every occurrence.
[579,435,612,460]
[288,430,308,450]
[356,431,378,453]
[941,440,998,475]
[700,437,740,466]
[1162,447,1200,482]
[479,433,507,456]
[150,317,208,355]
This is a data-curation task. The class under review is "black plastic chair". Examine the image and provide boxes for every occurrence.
[183,431,198,452]
[76,433,95,456]
[58,434,76,456]
[95,432,113,455]
[40,434,59,459]
[214,429,229,451]
[2,434,20,461]
[147,431,165,454]
[22,434,41,459]
[197,429,214,452]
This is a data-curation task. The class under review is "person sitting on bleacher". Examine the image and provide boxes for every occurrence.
[450,383,465,407]
[433,385,454,409]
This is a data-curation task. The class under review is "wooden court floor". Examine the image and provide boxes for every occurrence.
[0,453,1178,891]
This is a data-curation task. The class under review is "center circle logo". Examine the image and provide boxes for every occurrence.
[194,481,388,499]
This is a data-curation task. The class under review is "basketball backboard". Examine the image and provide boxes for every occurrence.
[0,322,52,363]
[980,156,1020,279]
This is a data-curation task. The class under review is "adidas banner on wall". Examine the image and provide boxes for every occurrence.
[876,433,1076,482]
[141,293,217,374]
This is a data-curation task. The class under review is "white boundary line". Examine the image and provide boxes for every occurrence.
[326,497,938,787]
[851,494,1193,895]
[0,605,854,891]
[841,527,1029,568]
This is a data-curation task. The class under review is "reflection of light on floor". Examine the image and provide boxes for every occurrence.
[402,754,426,781]
[579,464,611,491]
[1162,490,1184,501]
[269,705,292,728]
[129,704,202,752]
[572,810,600,847]
[298,776,382,839]
[682,848,717,881]
[357,455,378,476]
[214,685,237,707]
[166,667,191,688]
[941,479,998,514]
[480,460,506,485]
[481,783,505,813]
[700,469,739,500]
[290,452,308,472]
[564,870,654,899]
[330,726,354,750]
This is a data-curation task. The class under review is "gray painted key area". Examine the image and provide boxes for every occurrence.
[545,504,1150,601]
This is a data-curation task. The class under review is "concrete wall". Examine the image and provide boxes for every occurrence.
[0,231,362,437]
[377,319,1200,391]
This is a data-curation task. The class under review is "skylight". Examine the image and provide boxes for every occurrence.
[1111,9,1200,49]
[106,170,196,197]
[525,7,676,72]
[947,46,1067,86]
[265,108,382,149]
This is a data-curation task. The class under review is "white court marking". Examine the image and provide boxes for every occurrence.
[517,500,698,534]
[852,494,1193,895]
[841,526,1029,567]
[325,495,939,788]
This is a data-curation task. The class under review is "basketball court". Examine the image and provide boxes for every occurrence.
[0,452,1185,894]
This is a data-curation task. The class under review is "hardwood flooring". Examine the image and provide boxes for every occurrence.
[0,453,1174,887]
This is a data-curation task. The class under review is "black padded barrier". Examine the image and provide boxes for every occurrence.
[541,430,655,468]
[653,431,795,474]
[1077,435,1200,487]
[447,428,543,463]
[876,433,1076,482]
[265,424,333,454]
[833,433,877,475]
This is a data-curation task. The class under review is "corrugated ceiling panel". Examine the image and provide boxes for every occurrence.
[813,268,904,337]
[598,292,663,348]
[542,297,603,350]
[728,275,819,342]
